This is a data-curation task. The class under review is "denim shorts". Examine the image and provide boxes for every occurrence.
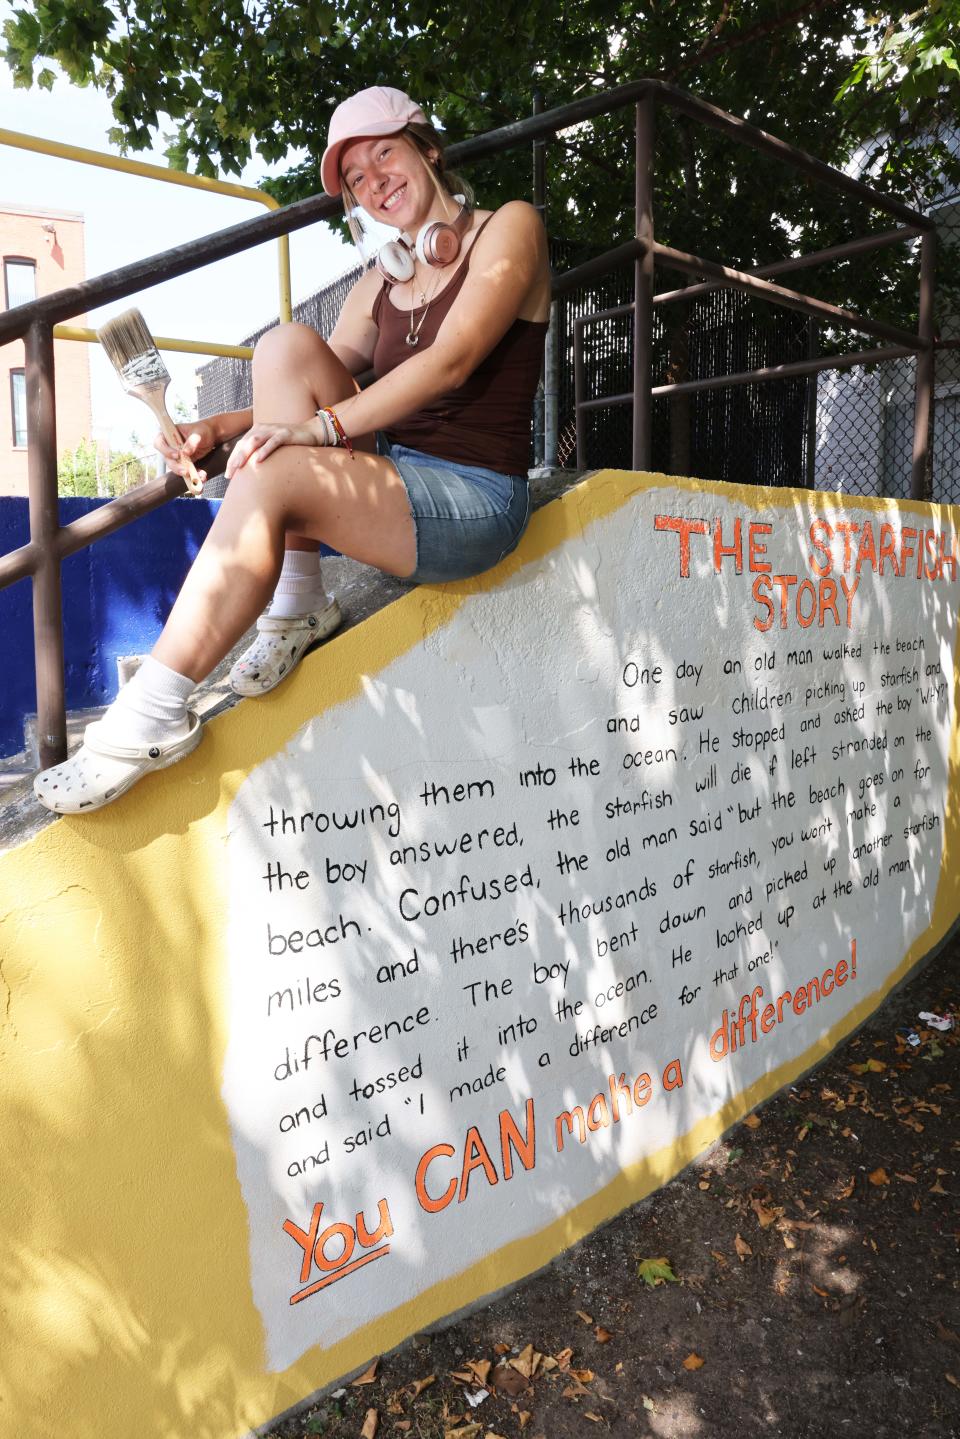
[385,441,531,584]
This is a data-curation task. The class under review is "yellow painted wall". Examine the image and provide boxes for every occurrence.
[1,470,959,1439]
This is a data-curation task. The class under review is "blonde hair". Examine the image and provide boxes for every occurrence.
[339,123,474,255]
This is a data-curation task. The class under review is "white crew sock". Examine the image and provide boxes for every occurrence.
[97,655,195,746]
[268,548,333,620]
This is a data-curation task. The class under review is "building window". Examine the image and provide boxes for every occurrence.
[4,258,37,310]
[10,370,26,448]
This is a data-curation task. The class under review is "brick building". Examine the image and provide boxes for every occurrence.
[1,203,92,497]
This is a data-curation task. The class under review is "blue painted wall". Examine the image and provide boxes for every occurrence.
[1,496,221,758]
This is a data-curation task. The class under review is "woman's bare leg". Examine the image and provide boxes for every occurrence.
[254,323,362,557]
[152,324,415,682]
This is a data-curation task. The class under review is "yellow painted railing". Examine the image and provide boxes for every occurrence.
[52,323,253,361]
[0,126,289,355]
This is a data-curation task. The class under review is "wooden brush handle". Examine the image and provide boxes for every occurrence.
[141,393,205,496]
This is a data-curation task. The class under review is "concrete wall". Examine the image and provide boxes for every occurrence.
[0,205,92,497]
[0,495,220,756]
[1,469,958,1439]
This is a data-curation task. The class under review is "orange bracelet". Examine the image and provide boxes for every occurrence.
[318,406,354,457]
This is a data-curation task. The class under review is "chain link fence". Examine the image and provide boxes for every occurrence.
[811,204,960,503]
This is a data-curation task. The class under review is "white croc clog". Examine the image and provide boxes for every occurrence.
[33,712,203,814]
[228,600,342,697]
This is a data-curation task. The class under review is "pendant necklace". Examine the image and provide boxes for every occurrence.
[406,267,441,348]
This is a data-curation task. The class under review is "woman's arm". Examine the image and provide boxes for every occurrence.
[154,409,253,477]
[326,267,382,375]
[331,202,548,438]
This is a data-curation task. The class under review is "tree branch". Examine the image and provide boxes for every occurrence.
[665,0,849,79]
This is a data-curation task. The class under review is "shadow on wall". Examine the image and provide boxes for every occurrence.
[0,496,221,758]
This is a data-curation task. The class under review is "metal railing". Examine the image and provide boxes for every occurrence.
[0,78,937,770]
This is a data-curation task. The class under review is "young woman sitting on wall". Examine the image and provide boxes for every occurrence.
[34,85,551,814]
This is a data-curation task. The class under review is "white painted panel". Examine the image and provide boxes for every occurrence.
[222,478,957,1369]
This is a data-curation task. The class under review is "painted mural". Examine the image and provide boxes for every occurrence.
[0,471,957,1439]
[220,480,958,1370]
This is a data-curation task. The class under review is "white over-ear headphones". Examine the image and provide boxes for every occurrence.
[375,196,472,284]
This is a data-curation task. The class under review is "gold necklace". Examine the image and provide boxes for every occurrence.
[406,267,442,348]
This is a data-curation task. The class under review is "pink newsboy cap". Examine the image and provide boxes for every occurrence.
[321,86,428,196]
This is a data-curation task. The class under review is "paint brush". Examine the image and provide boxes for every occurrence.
[97,308,204,495]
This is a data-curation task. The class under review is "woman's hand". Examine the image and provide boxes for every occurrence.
[225,419,327,479]
[154,417,219,482]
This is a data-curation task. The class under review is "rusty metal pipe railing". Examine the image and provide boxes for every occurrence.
[25,321,65,770]
[653,225,925,306]
[574,343,918,410]
[0,78,939,773]
[449,79,933,232]
[649,345,918,397]
[911,231,938,500]
[653,243,927,350]
[631,96,655,472]
[0,442,235,588]
[573,247,926,375]
[0,191,341,346]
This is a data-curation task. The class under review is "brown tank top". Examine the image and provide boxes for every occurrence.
[372,215,548,477]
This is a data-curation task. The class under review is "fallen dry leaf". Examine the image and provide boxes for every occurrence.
[584,1413,604,1423]
[735,1234,753,1262]
[642,1394,656,1411]
[812,1284,831,1297]
[554,1347,574,1370]
[467,1361,492,1387]
[539,1356,559,1373]
[395,1424,411,1434]
[408,1376,436,1399]
[837,1177,856,1199]
[491,1366,528,1397]
[562,1379,590,1400]
[637,1256,679,1287]
[352,1359,380,1386]
[945,1373,958,1388]
[682,1352,705,1370]
[444,1426,482,1439]
[698,1180,711,1190]
[868,1168,890,1186]
[936,1320,960,1349]
[361,1409,378,1439]
[781,1230,797,1250]
[750,1190,784,1228]
[594,1326,613,1343]
[493,1343,509,1355]
[517,1411,532,1429]
[569,1368,594,1383]
[743,1114,761,1129]
[710,1250,728,1267]
[450,1371,475,1385]
[508,1345,541,1380]
[931,1178,948,1195]
[575,1309,594,1325]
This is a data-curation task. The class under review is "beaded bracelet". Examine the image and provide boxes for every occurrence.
[317,405,354,457]
[315,408,336,446]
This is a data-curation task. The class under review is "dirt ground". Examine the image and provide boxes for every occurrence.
[268,943,960,1439]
